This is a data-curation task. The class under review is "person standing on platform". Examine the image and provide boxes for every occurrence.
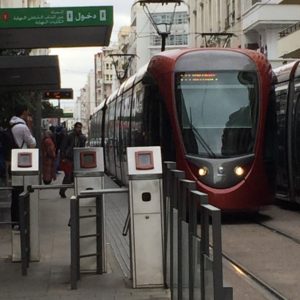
[59,122,86,198]
[41,130,56,185]
[54,126,66,174]
[9,103,36,227]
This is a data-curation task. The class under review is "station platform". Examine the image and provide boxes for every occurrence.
[0,172,277,300]
[0,173,170,300]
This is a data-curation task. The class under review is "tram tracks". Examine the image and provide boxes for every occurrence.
[220,206,300,300]
[256,221,300,246]
[222,251,288,300]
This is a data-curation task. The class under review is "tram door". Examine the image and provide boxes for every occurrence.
[276,84,290,199]
[292,84,300,203]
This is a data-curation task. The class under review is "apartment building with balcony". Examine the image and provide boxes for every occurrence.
[241,0,300,65]
[188,0,300,66]
[277,0,300,59]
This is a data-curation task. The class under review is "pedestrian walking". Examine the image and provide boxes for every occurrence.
[59,122,86,198]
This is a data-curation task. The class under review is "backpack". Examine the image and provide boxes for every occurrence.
[0,131,6,177]
[3,122,24,161]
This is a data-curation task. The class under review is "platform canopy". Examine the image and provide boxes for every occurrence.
[0,55,60,91]
[0,6,113,48]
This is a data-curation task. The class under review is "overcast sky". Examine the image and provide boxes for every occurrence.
[47,0,134,107]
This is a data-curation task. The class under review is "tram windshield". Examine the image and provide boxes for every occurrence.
[175,71,258,158]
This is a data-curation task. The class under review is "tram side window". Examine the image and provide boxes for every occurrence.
[107,99,117,153]
[294,89,300,179]
[263,86,277,188]
[275,88,288,183]
[143,84,160,146]
[131,83,145,146]
[115,96,123,158]
[96,110,102,146]
[120,90,132,157]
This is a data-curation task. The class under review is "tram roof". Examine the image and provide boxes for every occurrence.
[273,60,300,83]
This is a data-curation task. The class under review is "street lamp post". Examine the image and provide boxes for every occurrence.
[136,0,183,52]
[109,53,136,84]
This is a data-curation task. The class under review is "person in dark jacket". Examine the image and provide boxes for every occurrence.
[59,122,86,198]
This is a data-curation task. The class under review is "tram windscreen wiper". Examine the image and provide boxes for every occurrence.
[188,108,216,158]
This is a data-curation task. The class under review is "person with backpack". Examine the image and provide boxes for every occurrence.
[8,103,36,227]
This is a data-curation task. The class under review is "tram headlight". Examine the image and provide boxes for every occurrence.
[234,166,245,177]
[198,167,208,177]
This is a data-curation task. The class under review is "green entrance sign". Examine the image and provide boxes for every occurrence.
[0,6,113,28]
[0,6,113,48]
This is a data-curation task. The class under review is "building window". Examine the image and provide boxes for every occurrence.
[151,11,188,26]
[152,35,161,46]
[174,12,188,24]
[151,33,188,46]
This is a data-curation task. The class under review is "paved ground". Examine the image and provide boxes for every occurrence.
[0,173,170,300]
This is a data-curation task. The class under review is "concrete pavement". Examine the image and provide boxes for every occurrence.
[0,173,170,300]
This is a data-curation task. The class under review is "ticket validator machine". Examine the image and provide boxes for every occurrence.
[127,146,164,288]
[11,148,39,261]
[73,147,105,272]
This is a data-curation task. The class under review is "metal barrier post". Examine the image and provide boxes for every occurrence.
[178,179,196,300]
[169,169,185,300]
[162,161,176,288]
[19,191,30,276]
[201,204,233,300]
[70,196,79,290]
[96,194,104,274]
[189,191,208,300]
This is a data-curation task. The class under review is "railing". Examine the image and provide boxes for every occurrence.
[279,21,300,38]
[163,162,233,300]
[70,187,129,290]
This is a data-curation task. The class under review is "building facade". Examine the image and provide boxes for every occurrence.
[94,48,117,107]
[188,0,300,66]
[128,2,189,71]
[0,0,46,7]
[73,69,96,135]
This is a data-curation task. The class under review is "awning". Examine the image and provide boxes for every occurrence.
[0,55,60,91]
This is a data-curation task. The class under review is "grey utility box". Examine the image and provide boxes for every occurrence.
[11,148,40,261]
[127,146,164,288]
[73,147,105,272]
